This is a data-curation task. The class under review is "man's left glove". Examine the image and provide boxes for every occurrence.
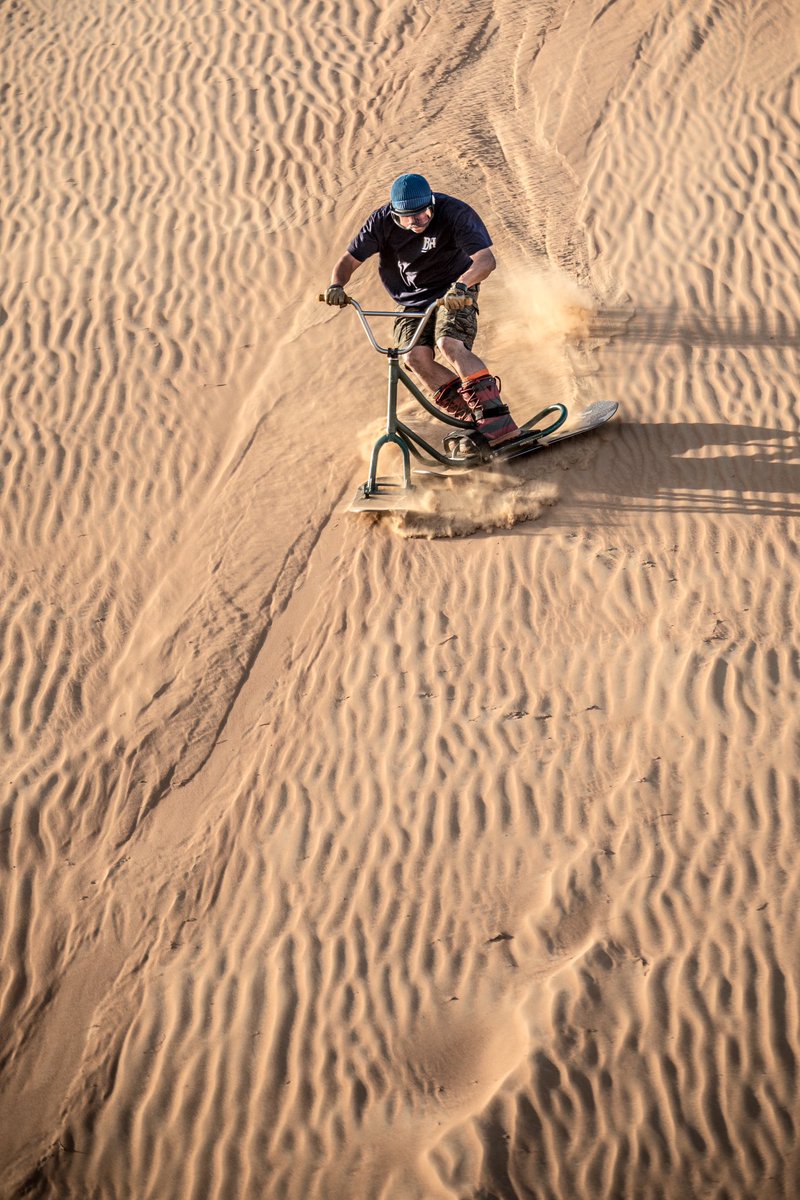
[443,282,476,312]
[324,284,348,307]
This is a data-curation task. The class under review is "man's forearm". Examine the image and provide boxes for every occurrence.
[331,252,361,286]
[458,249,497,288]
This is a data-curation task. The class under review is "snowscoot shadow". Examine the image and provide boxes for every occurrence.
[318,292,618,513]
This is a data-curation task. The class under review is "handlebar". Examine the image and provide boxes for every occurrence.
[318,292,472,356]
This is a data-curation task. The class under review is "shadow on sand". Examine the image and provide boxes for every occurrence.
[585,304,800,350]
[548,302,800,521]
[589,418,800,519]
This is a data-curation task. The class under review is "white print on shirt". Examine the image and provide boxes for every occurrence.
[422,237,437,251]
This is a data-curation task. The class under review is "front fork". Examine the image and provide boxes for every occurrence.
[366,351,410,496]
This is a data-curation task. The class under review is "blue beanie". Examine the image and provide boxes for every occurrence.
[389,173,433,212]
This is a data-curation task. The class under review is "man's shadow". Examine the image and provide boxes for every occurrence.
[588,418,800,519]
[548,305,800,520]
[587,304,800,350]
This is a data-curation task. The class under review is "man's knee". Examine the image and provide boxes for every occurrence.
[437,335,472,366]
[402,345,434,373]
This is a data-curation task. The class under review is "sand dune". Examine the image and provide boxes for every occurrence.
[3,0,800,1197]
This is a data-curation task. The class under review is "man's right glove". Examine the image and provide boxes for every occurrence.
[325,284,348,307]
[443,281,476,312]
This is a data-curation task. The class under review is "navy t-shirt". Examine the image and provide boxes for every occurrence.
[347,193,492,310]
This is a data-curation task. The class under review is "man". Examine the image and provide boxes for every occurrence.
[324,172,519,453]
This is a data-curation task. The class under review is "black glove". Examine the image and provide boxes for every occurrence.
[325,284,348,307]
[443,281,476,312]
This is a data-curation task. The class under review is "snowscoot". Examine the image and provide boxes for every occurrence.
[318,292,618,512]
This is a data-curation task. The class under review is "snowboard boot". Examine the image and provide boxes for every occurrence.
[459,371,519,446]
[431,375,475,422]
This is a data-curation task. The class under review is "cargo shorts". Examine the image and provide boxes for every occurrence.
[393,293,479,355]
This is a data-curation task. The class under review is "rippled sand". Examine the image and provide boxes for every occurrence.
[3,1,800,1197]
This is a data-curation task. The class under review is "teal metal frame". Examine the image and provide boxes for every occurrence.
[320,294,568,499]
